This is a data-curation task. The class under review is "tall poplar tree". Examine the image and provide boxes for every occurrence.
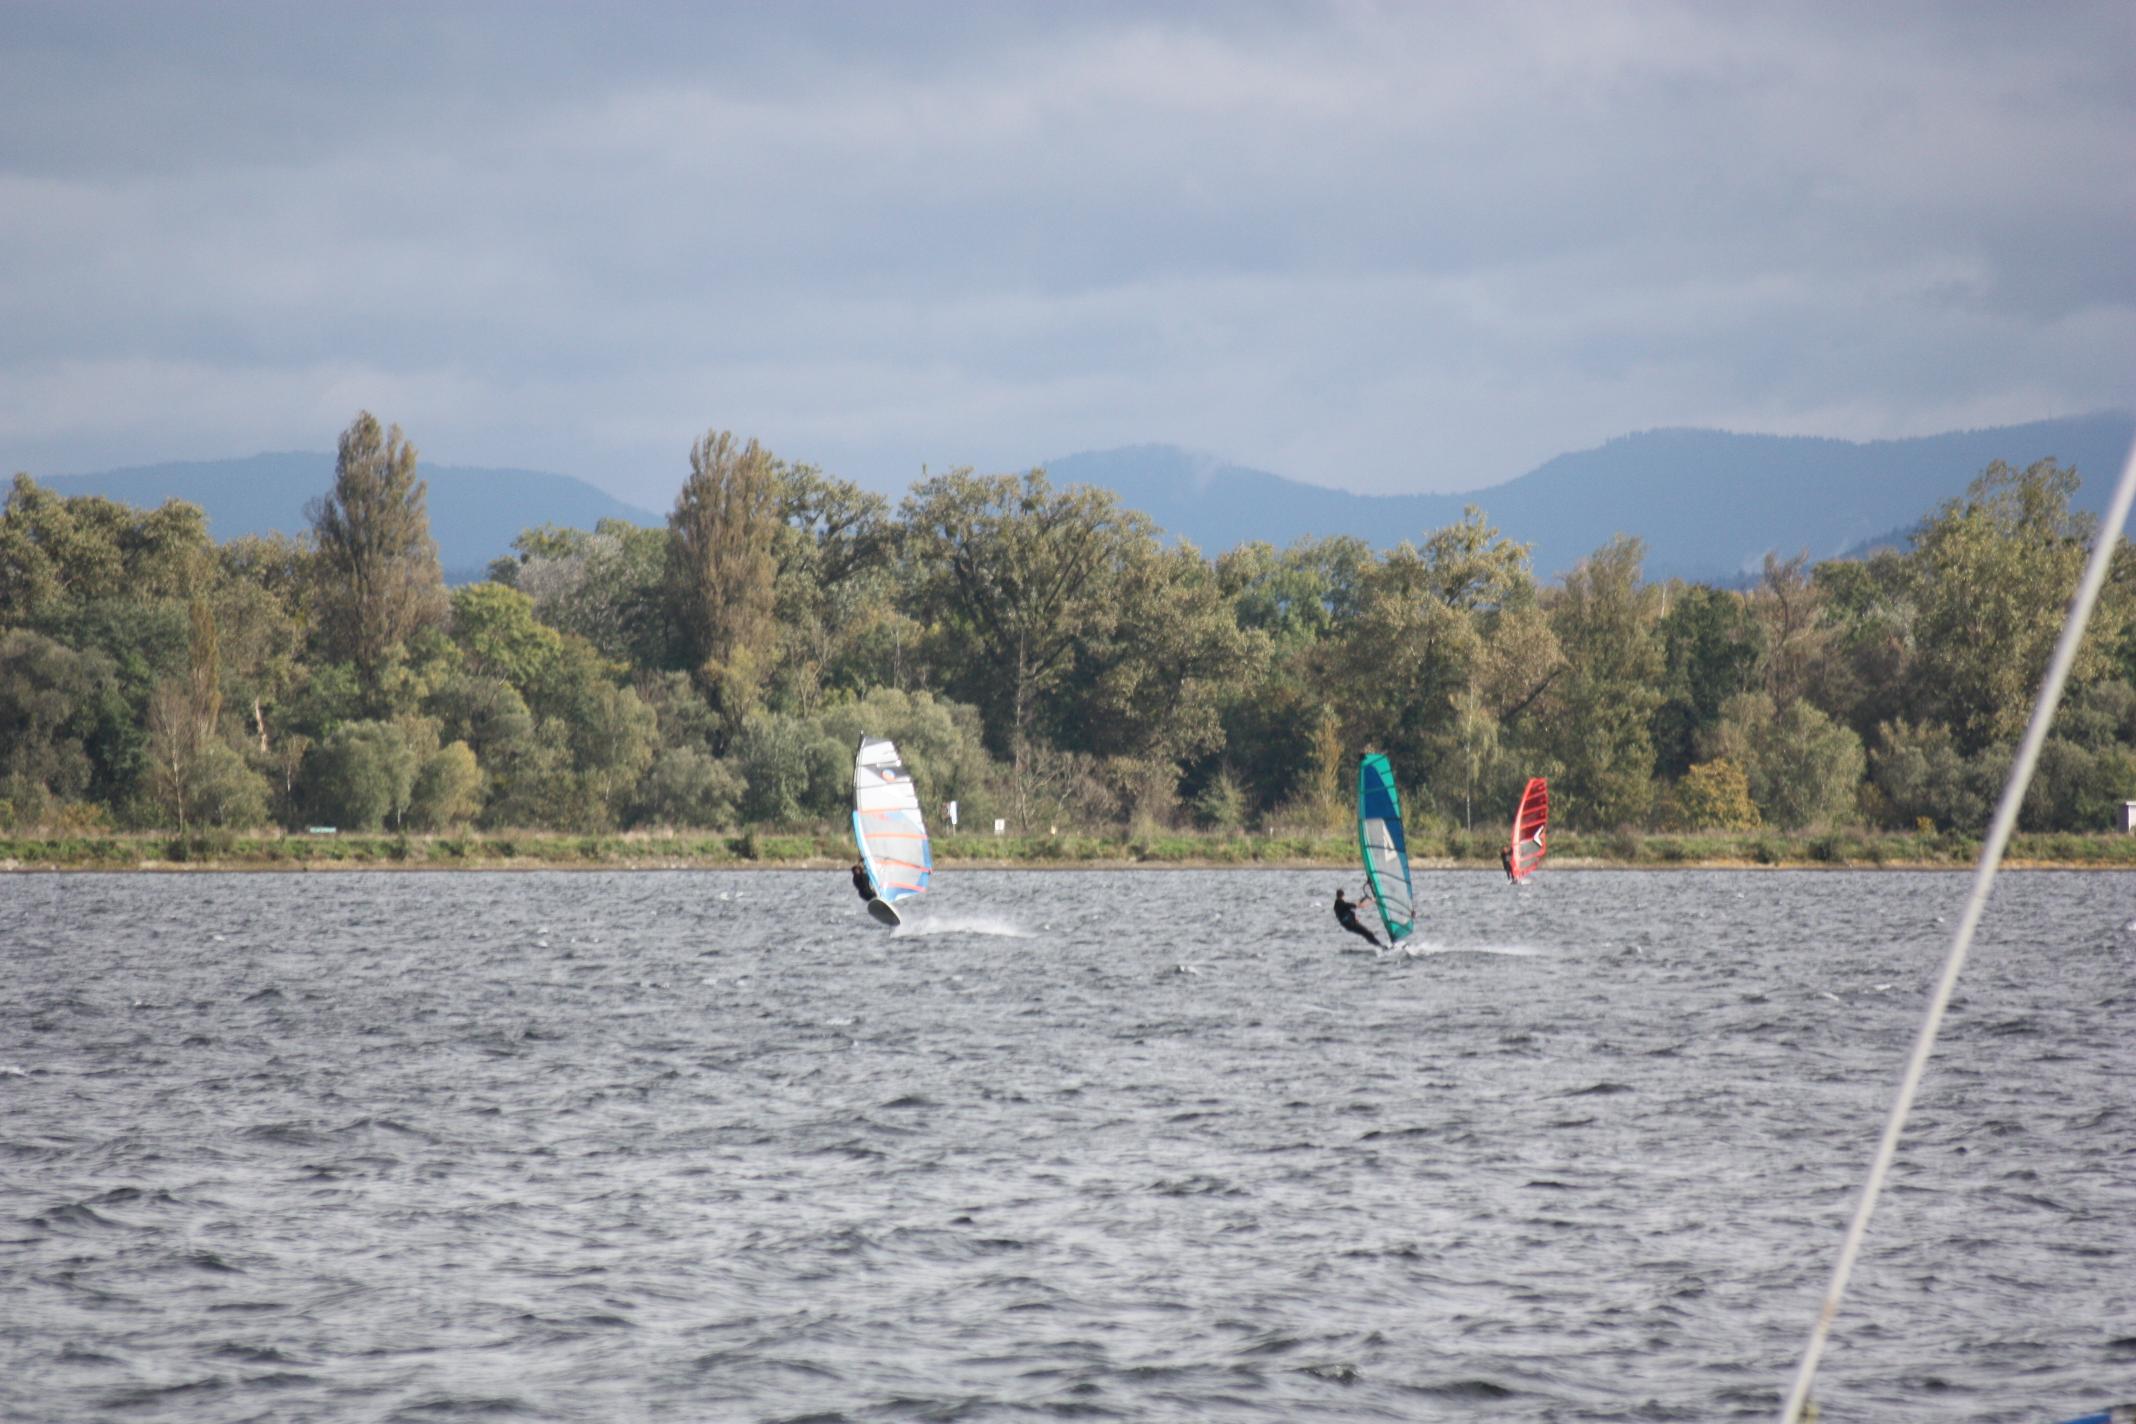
[309,412,446,711]
[667,429,780,747]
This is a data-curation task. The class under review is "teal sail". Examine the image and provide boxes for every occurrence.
[1356,753,1416,941]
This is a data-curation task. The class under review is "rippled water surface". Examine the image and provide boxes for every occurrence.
[4,868,2134,1422]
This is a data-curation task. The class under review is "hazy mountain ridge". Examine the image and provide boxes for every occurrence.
[34,452,663,582]
[1047,412,2136,582]
[23,412,2132,586]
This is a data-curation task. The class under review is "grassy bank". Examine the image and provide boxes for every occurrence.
[5,826,2136,871]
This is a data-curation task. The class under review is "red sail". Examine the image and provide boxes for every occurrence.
[1509,777,1549,882]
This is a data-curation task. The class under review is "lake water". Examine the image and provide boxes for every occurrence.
[3,868,2133,1423]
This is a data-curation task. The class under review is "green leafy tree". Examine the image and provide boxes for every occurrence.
[1470,600,1566,820]
[1807,550,1915,745]
[0,628,119,821]
[1321,547,1480,790]
[902,468,1154,826]
[1753,552,1828,709]
[631,746,747,828]
[1651,584,1765,777]
[482,721,574,829]
[561,680,660,829]
[0,476,212,625]
[408,741,485,831]
[508,520,673,669]
[1214,667,1326,820]
[1869,719,2003,832]
[767,462,903,715]
[0,475,120,621]
[637,669,725,755]
[1666,758,1762,831]
[1067,542,1258,771]
[733,711,837,825]
[208,559,305,758]
[309,413,448,711]
[2023,739,2136,832]
[1539,537,1664,828]
[1908,460,2129,753]
[1217,536,1373,649]
[1702,691,1864,830]
[301,719,421,831]
[450,582,564,693]
[145,598,234,833]
[147,732,269,832]
[1190,769,1247,831]
[427,672,536,812]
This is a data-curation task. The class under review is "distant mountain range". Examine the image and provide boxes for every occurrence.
[1046,411,2136,583]
[34,452,662,583]
[24,412,2134,585]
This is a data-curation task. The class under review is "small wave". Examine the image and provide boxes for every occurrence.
[102,1378,230,1407]
[212,1344,304,1364]
[386,1394,536,1418]
[242,1372,320,1390]
[91,1186,177,1206]
[33,1203,130,1231]
[1407,1377,1523,1402]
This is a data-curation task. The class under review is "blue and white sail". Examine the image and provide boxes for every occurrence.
[852,736,932,904]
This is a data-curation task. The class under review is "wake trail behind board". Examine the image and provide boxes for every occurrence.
[1389,941,1545,958]
[891,914,1034,939]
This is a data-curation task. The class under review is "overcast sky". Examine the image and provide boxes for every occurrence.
[2,1,2130,507]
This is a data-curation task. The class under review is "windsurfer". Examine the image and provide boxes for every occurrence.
[1332,888,1382,948]
[850,863,875,903]
[1500,845,1516,881]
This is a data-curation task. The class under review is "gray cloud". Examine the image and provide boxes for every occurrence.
[2,0,2130,506]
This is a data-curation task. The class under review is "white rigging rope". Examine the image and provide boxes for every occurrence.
[1779,434,2136,1424]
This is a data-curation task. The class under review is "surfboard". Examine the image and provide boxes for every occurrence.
[866,897,902,927]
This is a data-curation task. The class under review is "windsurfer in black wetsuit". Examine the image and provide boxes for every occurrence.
[1500,845,1516,881]
[1332,888,1381,948]
[850,863,876,904]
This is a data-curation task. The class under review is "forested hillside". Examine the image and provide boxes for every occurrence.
[5,412,2133,844]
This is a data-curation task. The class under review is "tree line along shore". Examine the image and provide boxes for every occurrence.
[6,411,2135,857]
[5,828,2135,874]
